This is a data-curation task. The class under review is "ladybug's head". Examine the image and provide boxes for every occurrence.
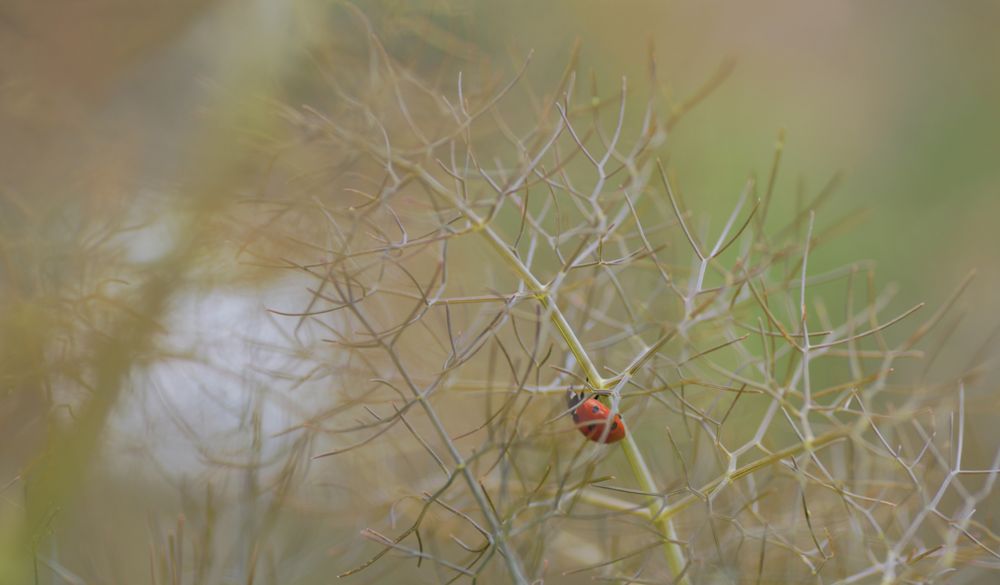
[566,390,584,410]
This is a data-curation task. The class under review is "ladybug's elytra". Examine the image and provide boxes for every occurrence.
[567,392,626,444]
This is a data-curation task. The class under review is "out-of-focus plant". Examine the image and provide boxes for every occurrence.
[232,9,1000,584]
[0,3,309,582]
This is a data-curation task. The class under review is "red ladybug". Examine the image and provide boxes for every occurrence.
[567,392,626,443]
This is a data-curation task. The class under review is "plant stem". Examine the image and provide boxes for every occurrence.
[621,433,691,583]
[393,155,689,583]
[651,429,852,524]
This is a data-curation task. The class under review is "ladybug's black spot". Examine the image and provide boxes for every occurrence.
[592,405,600,414]
[611,421,618,430]
[587,424,596,433]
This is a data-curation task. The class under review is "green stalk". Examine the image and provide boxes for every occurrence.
[651,429,851,524]
[415,167,689,580]
[621,433,690,582]
[365,150,691,583]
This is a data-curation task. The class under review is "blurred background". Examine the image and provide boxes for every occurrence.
[1,1,998,583]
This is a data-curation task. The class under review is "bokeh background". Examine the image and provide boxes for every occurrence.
[2,1,998,583]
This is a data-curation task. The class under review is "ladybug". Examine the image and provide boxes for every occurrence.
[567,391,626,443]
